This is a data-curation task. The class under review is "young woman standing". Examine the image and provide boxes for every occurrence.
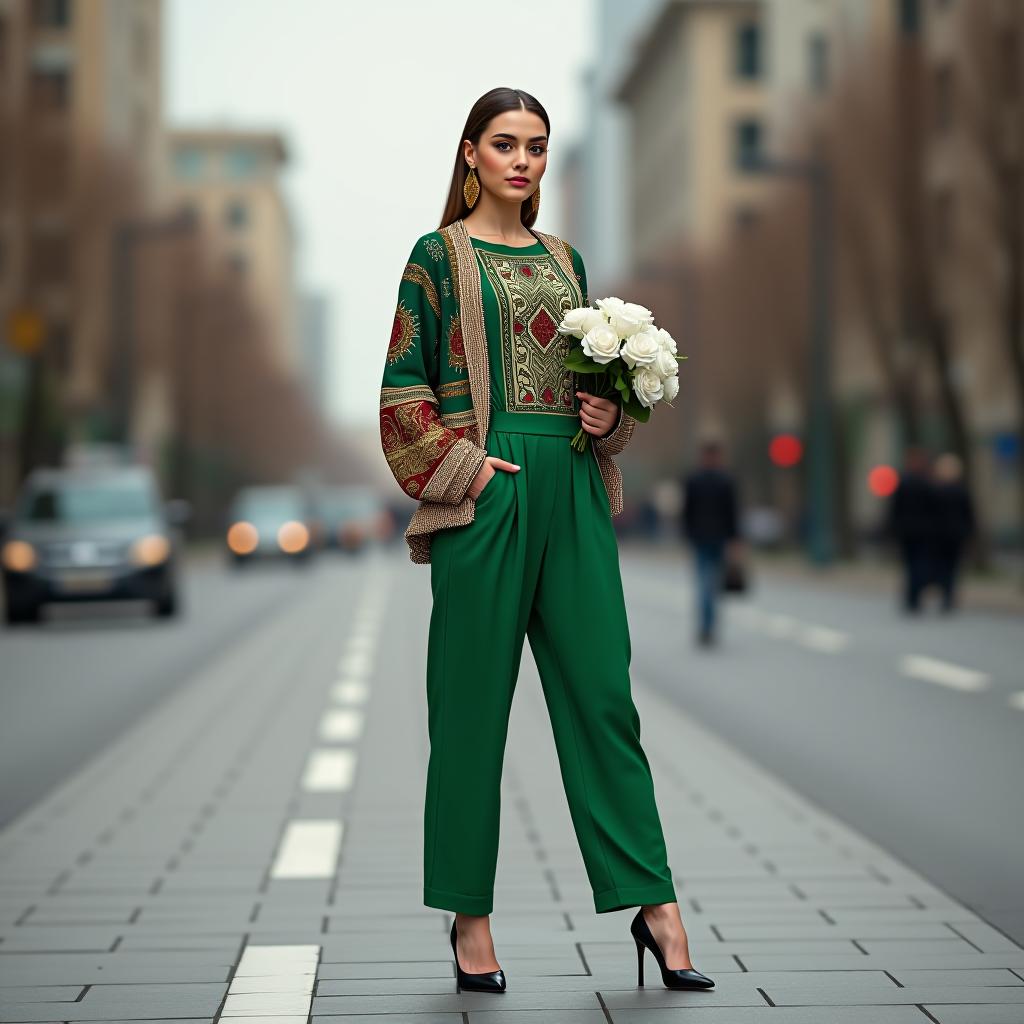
[379,87,714,995]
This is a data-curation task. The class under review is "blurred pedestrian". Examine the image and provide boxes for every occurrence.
[930,452,975,612]
[885,445,934,613]
[682,437,741,646]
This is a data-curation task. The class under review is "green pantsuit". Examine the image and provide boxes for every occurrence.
[421,235,677,916]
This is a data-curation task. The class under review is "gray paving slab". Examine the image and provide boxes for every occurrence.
[0,555,1019,1023]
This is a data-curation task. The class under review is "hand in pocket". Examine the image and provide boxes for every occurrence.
[468,456,520,500]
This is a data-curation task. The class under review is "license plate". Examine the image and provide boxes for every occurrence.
[56,571,114,592]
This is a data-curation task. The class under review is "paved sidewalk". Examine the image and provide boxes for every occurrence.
[1,552,1022,1022]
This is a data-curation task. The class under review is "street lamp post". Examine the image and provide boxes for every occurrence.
[747,151,836,566]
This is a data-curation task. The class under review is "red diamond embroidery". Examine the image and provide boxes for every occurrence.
[530,307,557,348]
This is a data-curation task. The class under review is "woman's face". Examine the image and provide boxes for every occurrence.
[465,108,548,206]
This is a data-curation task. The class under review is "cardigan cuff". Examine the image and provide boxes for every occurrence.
[418,437,488,504]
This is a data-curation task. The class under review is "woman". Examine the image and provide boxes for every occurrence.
[379,87,714,995]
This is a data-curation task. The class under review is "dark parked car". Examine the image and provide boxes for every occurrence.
[225,484,315,565]
[1,465,189,624]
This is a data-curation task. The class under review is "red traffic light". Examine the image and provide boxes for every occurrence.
[769,433,803,467]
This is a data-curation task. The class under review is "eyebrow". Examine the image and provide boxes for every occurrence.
[490,132,548,142]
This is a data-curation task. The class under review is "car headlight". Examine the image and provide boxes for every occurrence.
[277,520,309,553]
[2,540,37,572]
[227,521,259,555]
[130,534,171,567]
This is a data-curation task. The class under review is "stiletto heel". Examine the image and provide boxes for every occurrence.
[450,918,507,993]
[629,907,715,990]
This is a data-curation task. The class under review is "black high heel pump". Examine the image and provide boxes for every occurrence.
[450,918,507,993]
[630,907,715,990]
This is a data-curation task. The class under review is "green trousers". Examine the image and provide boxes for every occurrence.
[423,410,677,916]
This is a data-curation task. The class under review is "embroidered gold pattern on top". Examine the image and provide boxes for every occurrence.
[436,378,470,399]
[476,248,576,416]
[381,383,437,409]
[402,263,440,319]
[446,316,467,371]
[388,300,418,364]
[423,236,444,262]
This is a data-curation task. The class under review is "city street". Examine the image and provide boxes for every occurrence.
[1,543,1022,1022]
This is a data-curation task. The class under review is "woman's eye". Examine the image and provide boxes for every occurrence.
[495,142,547,155]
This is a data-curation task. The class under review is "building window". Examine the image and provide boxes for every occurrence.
[734,204,760,231]
[734,118,764,171]
[898,0,920,36]
[29,68,70,113]
[225,147,259,179]
[225,199,248,229]
[734,21,762,79]
[0,16,8,74]
[31,0,71,28]
[808,31,829,93]
[174,147,205,180]
[933,64,954,133]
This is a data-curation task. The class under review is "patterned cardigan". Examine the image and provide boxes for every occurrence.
[379,216,637,564]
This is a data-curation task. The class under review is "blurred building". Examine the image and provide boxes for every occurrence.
[167,128,300,377]
[299,291,330,416]
[0,0,166,498]
[578,0,1023,550]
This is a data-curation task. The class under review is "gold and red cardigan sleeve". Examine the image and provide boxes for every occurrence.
[380,237,488,503]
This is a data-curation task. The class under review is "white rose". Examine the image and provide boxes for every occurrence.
[662,373,680,402]
[559,306,606,338]
[654,326,677,354]
[620,330,662,369]
[596,296,653,339]
[632,367,665,408]
[652,347,678,379]
[581,322,622,364]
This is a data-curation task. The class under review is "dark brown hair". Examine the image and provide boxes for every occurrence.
[438,87,550,230]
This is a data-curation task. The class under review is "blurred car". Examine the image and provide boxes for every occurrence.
[1,465,189,625]
[225,484,315,565]
[312,485,390,553]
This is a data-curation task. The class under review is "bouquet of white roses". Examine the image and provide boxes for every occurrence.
[558,296,684,453]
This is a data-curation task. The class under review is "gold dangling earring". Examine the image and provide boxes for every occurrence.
[463,166,480,209]
[530,183,540,216]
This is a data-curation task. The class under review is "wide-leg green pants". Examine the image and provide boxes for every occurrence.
[423,410,677,916]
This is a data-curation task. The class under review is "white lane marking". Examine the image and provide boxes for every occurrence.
[900,654,991,692]
[302,749,357,792]
[332,679,370,704]
[346,632,376,651]
[765,613,798,638]
[795,624,850,653]
[270,821,343,879]
[337,651,373,677]
[319,708,364,742]
[1007,691,1024,710]
[223,943,318,1019]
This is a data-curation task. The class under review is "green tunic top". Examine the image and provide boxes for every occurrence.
[470,235,583,427]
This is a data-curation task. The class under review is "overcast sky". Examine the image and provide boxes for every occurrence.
[166,0,594,427]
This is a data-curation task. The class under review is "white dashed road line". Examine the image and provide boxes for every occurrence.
[319,707,364,742]
[301,749,357,792]
[269,820,343,879]
[222,942,319,1019]
[899,654,991,692]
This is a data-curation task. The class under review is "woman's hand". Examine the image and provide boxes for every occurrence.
[467,456,520,500]
[576,390,619,438]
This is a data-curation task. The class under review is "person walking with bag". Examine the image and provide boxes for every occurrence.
[379,87,713,995]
